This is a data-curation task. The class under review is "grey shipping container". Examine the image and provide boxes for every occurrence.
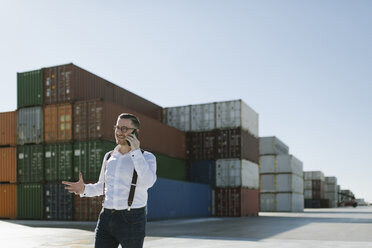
[260,154,303,176]
[17,106,43,145]
[73,99,186,159]
[43,63,162,121]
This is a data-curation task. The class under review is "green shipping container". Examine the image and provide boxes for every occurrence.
[17,183,44,219]
[74,140,116,181]
[17,69,43,108]
[45,143,73,181]
[17,145,44,182]
[154,153,188,181]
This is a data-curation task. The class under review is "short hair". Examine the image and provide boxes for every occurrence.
[118,113,140,129]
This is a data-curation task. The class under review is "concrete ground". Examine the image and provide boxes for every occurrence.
[1,206,372,248]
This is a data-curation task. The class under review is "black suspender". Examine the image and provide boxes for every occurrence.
[103,149,144,211]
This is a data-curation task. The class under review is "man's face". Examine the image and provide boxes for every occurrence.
[114,118,136,145]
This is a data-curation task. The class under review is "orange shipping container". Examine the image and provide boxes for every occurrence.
[0,147,17,183]
[44,103,72,143]
[0,111,17,146]
[0,184,17,219]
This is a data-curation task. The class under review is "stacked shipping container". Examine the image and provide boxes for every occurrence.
[259,136,304,212]
[0,111,17,219]
[303,171,329,208]
[164,100,260,217]
[325,177,338,208]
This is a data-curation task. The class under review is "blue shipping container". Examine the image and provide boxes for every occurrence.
[45,182,73,220]
[147,178,211,220]
[189,160,215,186]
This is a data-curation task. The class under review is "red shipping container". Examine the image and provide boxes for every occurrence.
[44,103,73,143]
[74,193,104,221]
[73,99,186,159]
[214,187,259,217]
[186,131,216,159]
[43,63,162,121]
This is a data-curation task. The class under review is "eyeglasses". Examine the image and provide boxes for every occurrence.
[113,125,136,133]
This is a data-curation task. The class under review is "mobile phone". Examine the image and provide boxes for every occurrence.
[126,129,138,146]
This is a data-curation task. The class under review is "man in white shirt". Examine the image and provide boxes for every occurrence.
[63,113,157,248]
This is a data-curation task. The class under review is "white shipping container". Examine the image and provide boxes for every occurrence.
[216,100,259,137]
[260,174,303,193]
[304,189,312,199]
[325,176,337,184]
[163,106,191,131]
[276,155,303,176]
[304,180,312,190]
[191,103,215,131]
[303,171,312,180]
[312,171,325,181]
[260,174,275,192]
[276,174,303,194]
[260,193,304,212]
[259,155,275,174]
[277,193,304,212]
[17,106,43,145]
[260,154,303,177]
[259,136,289,155]
[326,192,338,201]
[216,159,259,189]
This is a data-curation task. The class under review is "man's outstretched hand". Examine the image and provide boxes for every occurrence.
[62,172,85,195]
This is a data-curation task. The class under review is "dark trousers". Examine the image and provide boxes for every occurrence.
[95,207,146,248]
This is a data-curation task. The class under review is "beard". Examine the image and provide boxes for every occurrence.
[115,134,127,145]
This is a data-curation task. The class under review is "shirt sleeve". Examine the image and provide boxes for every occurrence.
[129,149,157,189]
[80,152,110,197]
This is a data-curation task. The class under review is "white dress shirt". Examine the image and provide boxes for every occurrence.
[80,146,157,210]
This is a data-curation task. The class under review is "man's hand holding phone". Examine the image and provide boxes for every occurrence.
[126,130,140,151]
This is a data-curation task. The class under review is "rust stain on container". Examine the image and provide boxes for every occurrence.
[73,99,186,159]
[0,147,17,183]
[43,63,162,121]
[44,103,72,143]
[0,111,17,146]
[0,184,17,219]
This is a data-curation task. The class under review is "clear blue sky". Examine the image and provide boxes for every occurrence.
[1,1,371,202]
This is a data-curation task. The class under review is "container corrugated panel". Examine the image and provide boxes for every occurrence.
[259,136,289,155]
[43,63,162,121]
[73,140,116,181]
[17,145,44,183]
[163,106,191,131]
[215,128,259,163]
[186,131,216,159]
[17,183,44,219]
[74,193,103,221]
[259,156,275,174]
[216,100,259,137]
[304,199,321,208]
[304,189,312,199]
[325,176,337,184]
[215,159,259,189]
[45,143,73,181]
[147,178,212,220]
[17,69,43,108]
[214,187,259,217]
[17,107,43,145]
[153,153,187,181]
[0,184,17,219]
[73,99,186,159]
[326,184,337,192]
[0,147,17,183]
[189,160,215,185]
[304,180,312,190]
[329,200,338,208]
[44,103,72,143]
[0,111,17,146]
[45,182,73,220]
[191,103,215,131]
[260,193,275,211]
[326,191,338,201]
